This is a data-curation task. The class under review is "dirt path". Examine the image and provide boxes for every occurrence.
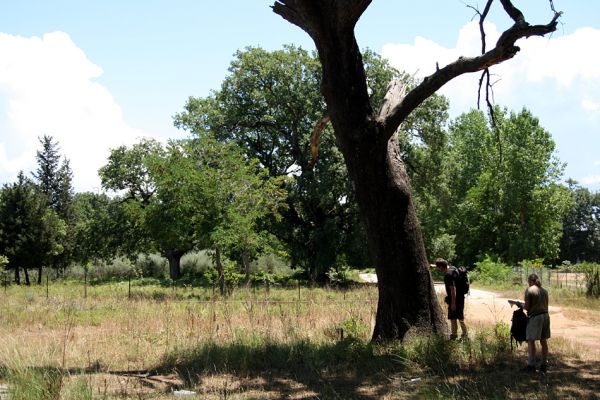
[433,284,600,357]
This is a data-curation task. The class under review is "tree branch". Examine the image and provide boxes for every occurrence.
[272,0,371,36]
[308,115,331,170]
[379,8,561,138]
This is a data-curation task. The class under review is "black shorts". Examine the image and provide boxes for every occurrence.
[446,295,465,320]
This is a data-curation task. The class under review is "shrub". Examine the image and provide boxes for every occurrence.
[326,265,353,287]
[250,253,292,275]
[581,263,600,298]
[136,253,167,279]
[472,256,514,285]
[180,250,214,277]
[342,316,369,340]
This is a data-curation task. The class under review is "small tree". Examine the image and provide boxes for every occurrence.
[0,173,65,285]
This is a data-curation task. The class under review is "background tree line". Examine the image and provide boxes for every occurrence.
[1,46,599,286]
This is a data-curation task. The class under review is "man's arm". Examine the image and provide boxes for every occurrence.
[523,289,531,312]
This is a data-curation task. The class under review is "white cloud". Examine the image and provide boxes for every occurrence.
[594,161,600,167]
[0,31,150,191]
[381,23,600,115]
[581,175,600,186]
[381,23,600,191]
[581,98,600,112]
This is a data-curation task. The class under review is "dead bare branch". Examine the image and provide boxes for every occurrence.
[380,4,561,138]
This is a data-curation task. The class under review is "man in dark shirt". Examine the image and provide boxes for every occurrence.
[434,258,468,340]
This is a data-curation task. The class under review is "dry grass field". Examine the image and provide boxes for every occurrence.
[0,281,599,399]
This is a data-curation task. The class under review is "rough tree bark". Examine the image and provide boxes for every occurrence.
[272,0,560,340]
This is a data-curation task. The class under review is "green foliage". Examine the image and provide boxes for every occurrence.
[180,250,214,276]
[203,259,244,290]
[97,135,287,281]
[33,135,74,220]
[0,172,66,283]
[428,233,456,264]
[326,265,353,287]
[560,181,600,263]
[249,253,292,275]
[342,315,369,340]
[173,46,402,278]
[444,108,571,265]
[582,263,600,298]
[0,254,8,269]
[472,256,514,284]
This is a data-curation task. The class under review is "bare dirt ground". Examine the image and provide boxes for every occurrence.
[434,284,600,358]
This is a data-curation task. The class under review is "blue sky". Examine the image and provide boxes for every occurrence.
[0,1,599,192]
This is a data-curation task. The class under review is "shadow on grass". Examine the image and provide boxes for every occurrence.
[148,337,600,400]
[3,336,598,399]
[153,337,412,399]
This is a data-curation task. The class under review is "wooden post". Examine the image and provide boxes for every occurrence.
[128,274,131,300]
[84,269,87,299]
[46,273,49,299]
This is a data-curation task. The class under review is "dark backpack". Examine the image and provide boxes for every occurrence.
[452,266,470,295]
[510,307,529,349]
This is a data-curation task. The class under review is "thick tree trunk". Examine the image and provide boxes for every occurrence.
[164,249,185,280]
[37,266,42,285]
[343,133,446,340]
[24,268,31,286]
[14,266,20,285]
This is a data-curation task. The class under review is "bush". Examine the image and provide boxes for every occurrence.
[180,250,214,277]
[67,257,135,282]
[581,263,600,298]
[250,253,292,275]
[326,265,353,287]
[136,253,167,279]
[472,256,515,285]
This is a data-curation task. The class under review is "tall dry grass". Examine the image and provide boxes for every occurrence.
[0,282,598,399]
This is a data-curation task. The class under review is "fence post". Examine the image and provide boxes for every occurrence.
[46,273,49,299]
[128,274,131,300]
[84,269,87,299]
[3,272,7,293]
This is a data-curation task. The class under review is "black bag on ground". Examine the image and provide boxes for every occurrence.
[510,307,528,349]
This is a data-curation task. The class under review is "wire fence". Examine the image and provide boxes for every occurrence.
[0,269,380,306]
[513,266,587,293]
[0,266,592,302]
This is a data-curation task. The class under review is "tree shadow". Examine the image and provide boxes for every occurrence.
[150,338,413,399]
[147,339,600,399]
[435,357,600,399]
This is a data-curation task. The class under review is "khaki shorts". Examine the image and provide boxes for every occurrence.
[526,313,550,341]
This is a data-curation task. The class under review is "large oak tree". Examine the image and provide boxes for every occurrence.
[271,0,561,340]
